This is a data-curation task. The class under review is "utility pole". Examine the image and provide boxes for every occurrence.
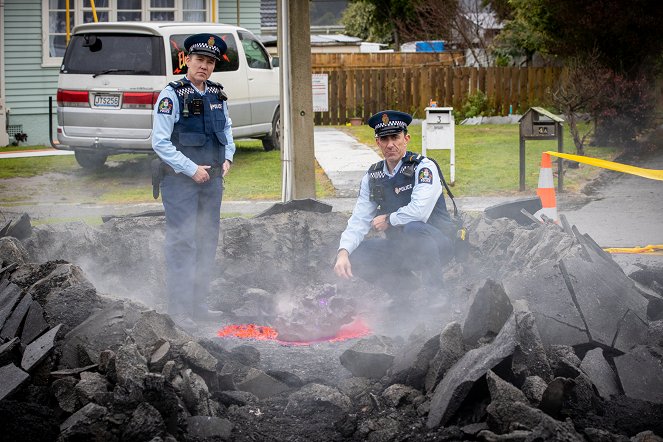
[278,0,316,201]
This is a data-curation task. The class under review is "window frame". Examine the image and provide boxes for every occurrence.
[42,0,211,67]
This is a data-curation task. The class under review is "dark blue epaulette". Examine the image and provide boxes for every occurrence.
[168,80,187,90]
[206,79,224,90]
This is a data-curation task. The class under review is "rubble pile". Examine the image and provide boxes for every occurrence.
[0,211,662,441]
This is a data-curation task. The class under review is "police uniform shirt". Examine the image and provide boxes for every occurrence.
[152,80,235,176]
[338,155,444,255]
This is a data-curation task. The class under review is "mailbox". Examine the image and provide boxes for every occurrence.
[422,106,455,184]
[519,107,563,139]
[518,107,565,192]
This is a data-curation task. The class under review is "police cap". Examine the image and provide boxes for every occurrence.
[184,33,227,61]
[367,110,413,137]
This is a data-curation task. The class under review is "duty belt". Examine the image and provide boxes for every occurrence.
[162,163,223,178]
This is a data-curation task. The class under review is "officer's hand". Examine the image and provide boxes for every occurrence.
[371,214,390,232]
[222,160,231,177]
[192,165,211,183]
[334,249,353,279]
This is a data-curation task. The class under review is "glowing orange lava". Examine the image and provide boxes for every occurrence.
[216,317,371,345]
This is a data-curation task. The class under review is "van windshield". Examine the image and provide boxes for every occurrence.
[61,34,165,76]
[170,34,239,75]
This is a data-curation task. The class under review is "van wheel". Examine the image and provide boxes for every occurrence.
[262,109,281,152]
[75,150,108,170]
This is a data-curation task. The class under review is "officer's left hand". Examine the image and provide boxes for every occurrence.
[222,160,231,177]
[371,214,390,232]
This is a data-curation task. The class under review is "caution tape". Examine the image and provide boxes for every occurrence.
[603,245,663,255]
[545,151,663,181]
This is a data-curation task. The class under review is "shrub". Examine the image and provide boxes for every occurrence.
[458,91,494,120]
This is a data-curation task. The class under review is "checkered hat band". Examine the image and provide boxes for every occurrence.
[190,42,220,55]
[375,121,407,130]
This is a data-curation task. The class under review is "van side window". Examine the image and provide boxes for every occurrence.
[170,33,239,75]
[238,31,271,70]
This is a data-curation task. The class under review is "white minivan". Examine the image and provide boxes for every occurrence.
[52,22,280,169]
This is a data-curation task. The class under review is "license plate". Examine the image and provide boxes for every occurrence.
[94,94,120,107]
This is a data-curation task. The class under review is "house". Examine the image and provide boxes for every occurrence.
[0,0,263,146]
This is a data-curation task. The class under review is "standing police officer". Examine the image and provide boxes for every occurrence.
[152,34,235,330]
[334,110,455,295]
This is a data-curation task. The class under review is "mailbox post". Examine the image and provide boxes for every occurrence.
[422,107,455,184]
[518,107,564,192]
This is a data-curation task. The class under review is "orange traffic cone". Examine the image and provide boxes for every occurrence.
[534,153,559,223]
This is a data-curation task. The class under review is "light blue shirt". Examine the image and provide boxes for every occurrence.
[152,81,236,177]
[339,156,443,255]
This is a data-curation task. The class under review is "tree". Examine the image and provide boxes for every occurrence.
[341,0,415,48]
[340,1,392,44]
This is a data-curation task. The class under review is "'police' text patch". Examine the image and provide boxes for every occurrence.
[157,97,173,115]
[418,167,434,184]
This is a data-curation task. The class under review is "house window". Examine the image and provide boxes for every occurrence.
[42,0,210,66]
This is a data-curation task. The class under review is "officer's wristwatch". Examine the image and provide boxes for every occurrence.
[385,213,392,227]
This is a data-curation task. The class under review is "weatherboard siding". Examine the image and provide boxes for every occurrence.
[218,0,261,34]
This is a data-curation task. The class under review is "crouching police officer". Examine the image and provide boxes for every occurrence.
[152,33,235,330]
[334,110,455,296]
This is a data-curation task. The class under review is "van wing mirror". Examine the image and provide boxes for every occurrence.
[271,57,279,68]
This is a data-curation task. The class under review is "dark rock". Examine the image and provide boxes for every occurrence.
[2,213,32,240]
[265,369,304,388]
[461,422,489,437]
[230,344,261,366]
[649,320,663,347]
[41,282,106,336]
[539,377,576,418]
[484,196,542,226]
[462,279,513,345]
[0,282,22,328]
[521,375,548,406]
[121,402,166,441]
[51,377,80,413]
[181,340,219,372]
[214,390,258,407]
[427,314,518,428]
[0,292,32,340]
[547,345,582,377]
[0,362,30,400]
[21,323,62,372]
[580,347,620,400]
[389,331,439,390]
[60,300,141,368]
[180,368,221,417]
[486,400,584,440]
[20,300,49,346]
[58,402,114,441]
[486,370,528,404]
[115,339,148,387]
[150,341,171,372]
[255,198,332,217]
[236,367,290,399]
[339,335,396,379]
[511,299,553,384]
[582,427,629,442]
[285,383,352,415]
[186,415,233,441]
[142,373,184,437]
[0,336,19,365]
[381,383,420,407]
[631,431,663,442]
[75,371,110,406]
[50,364,98,380]
[0,400,59,442]
[129,310,189,358]
[338,376,375,399]
[26,263,91,305]
[0,236,29,263]
[614,345,663,404]
[425,321,466,393]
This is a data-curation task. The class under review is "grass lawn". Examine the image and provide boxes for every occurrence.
[342,123,621,195]
[0,123,620,205]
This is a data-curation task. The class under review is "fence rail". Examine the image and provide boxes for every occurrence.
[313,66,567,125]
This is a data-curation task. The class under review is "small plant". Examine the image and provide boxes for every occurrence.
[458,91,493,120]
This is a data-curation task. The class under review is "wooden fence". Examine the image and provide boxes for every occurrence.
[313,66,567,125]
[311,52,462,70]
